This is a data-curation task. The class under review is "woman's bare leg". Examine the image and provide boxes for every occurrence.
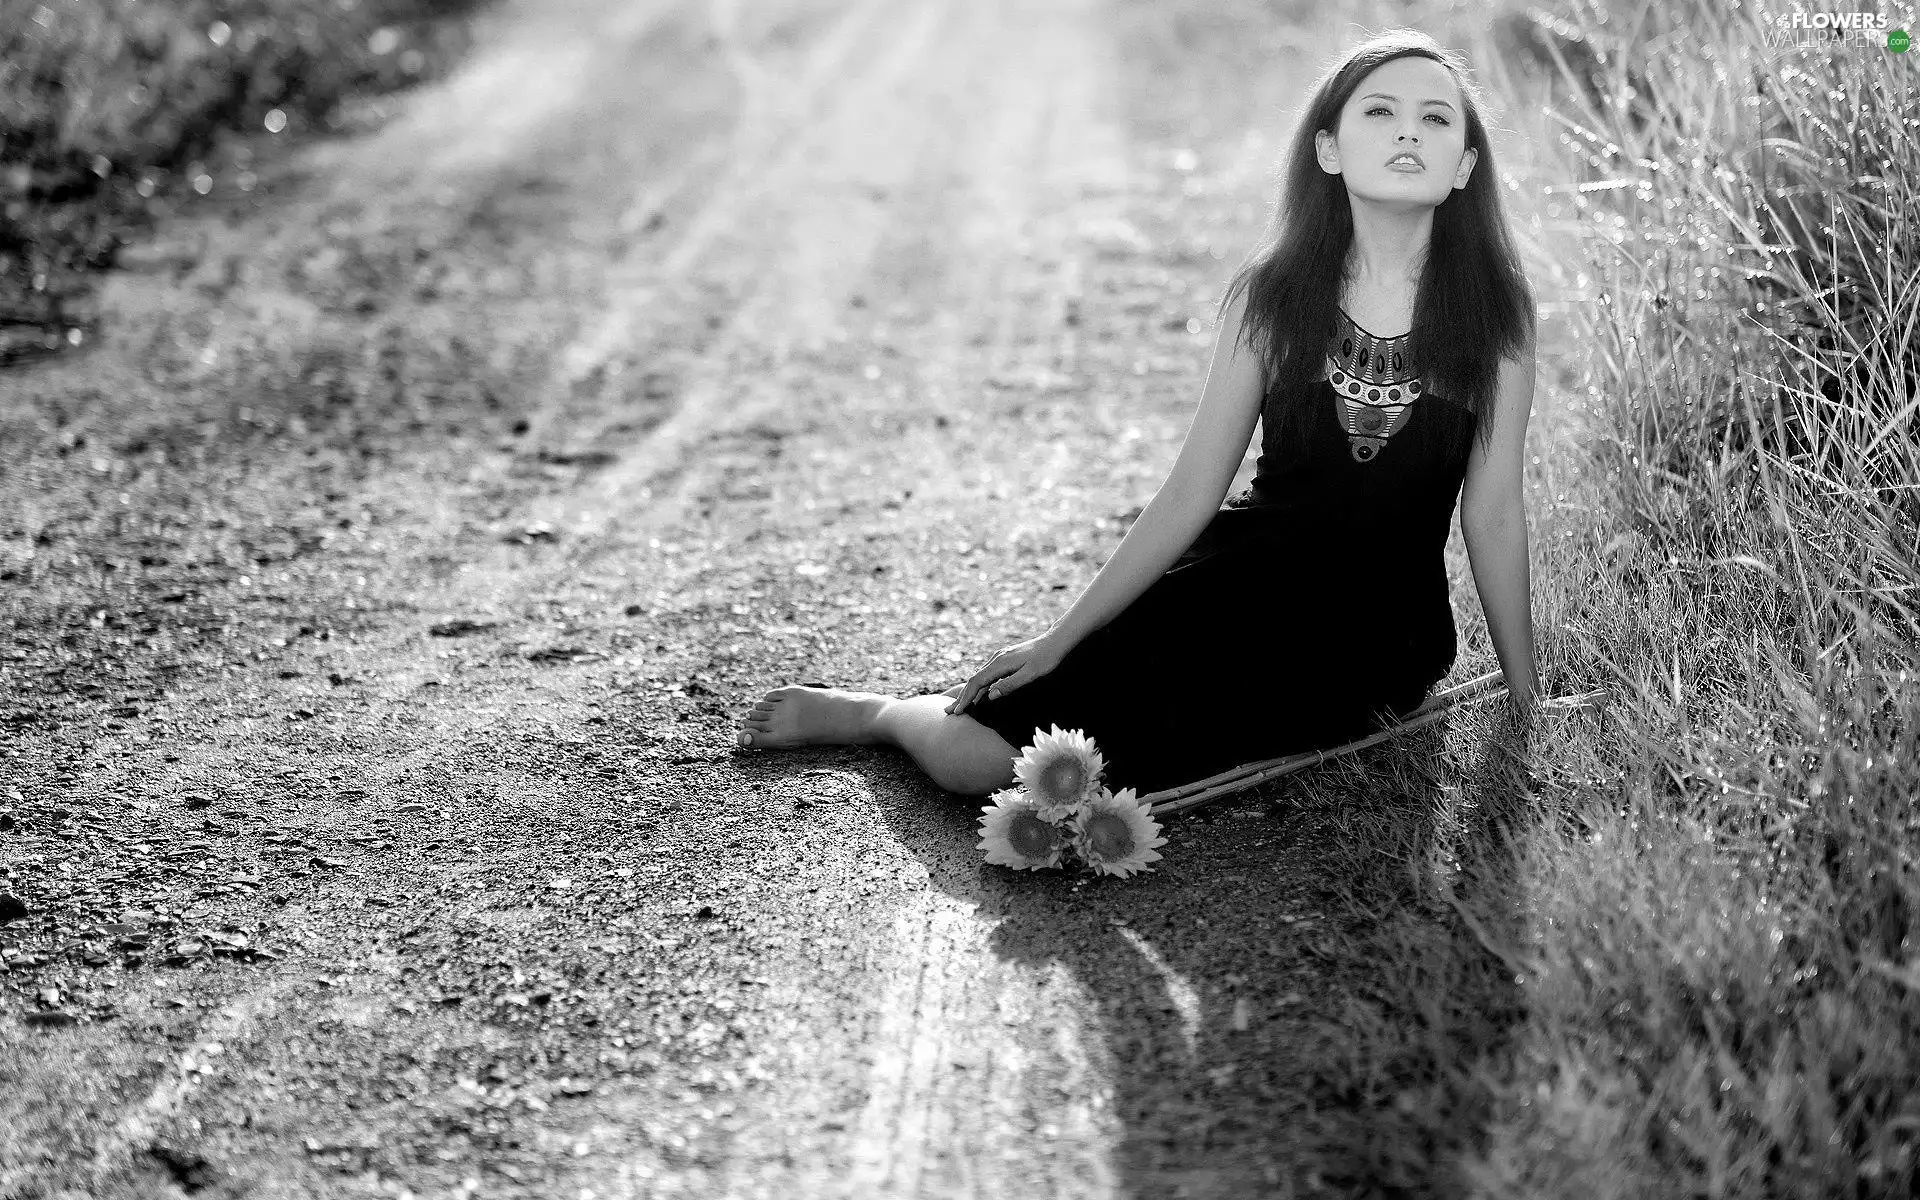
[737,686,1018,796]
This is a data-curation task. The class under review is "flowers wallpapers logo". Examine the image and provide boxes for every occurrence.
[1757,7,1914,53]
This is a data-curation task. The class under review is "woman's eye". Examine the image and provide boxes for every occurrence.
[1366,105,1449,125]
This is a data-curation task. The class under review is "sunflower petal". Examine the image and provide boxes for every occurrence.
[1071,790,1167,878]
[1012,725,1107,818]
[978,790,1067,871]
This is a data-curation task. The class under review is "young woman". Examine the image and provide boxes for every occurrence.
[735,29,1541,798]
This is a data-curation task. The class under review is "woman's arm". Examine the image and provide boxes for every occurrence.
[1459,333,1541,709]
[1044,286,1267,650]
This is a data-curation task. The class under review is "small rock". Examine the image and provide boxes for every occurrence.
[0,893,29,924]
[504,521,557,545]
[145,1146,217,1191]
[182,793,213,811]
[526,645,600,665]
[429,618,497,637]
[24,1010,78,1027]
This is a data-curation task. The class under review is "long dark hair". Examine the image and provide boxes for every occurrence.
[1221,29,1534,458]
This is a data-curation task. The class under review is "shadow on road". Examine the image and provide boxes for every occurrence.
[872,697,1542,1197]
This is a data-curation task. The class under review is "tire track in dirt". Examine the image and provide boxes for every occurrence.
[297,0,681,199]
[6,0,1386,1194]
[84,982,295,1179]
[3,2,721,1186]
[519,0,947,537]
[11,0,1135,1193]
[405,0,1163,1189]
[642,0,1153,1193]
[5,0,942,1193]
[551,0,901,388]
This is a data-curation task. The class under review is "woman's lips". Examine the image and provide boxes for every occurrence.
[1387,155,1425,170]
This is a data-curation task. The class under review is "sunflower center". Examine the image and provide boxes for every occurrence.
[1038,758,1086,801]
[1084,812,1136,860]
[1008,811,1060,858]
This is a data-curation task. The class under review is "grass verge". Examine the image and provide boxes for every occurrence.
[1302,2,1919,1195]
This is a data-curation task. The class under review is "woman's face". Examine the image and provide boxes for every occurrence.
[1315,56,1476,209]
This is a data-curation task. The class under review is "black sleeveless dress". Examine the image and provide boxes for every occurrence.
[961,307,1478,795]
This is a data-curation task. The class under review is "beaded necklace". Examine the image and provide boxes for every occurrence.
[1327,306,1423,463]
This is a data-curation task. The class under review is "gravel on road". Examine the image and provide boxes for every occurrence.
[1,2,1537,1196]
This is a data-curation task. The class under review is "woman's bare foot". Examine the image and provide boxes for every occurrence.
[737,685,890,749]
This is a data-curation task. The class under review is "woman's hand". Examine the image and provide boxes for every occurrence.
[945,632,1070,715]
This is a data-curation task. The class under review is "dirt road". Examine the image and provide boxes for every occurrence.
[2,1,1539,1195]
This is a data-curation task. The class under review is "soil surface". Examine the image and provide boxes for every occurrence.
[1,1,1545,1196]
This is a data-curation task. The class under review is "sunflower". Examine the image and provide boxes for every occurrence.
[1071,787,1167,878]
[1011,725,1106,822]
[977,788,1070,871]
